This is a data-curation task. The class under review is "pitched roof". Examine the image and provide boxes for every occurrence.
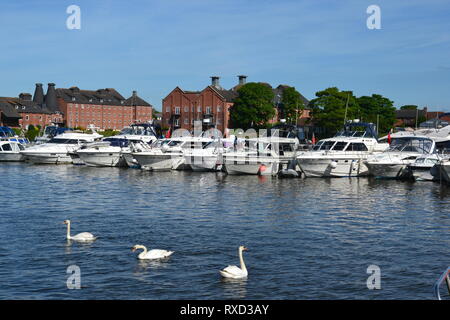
[56,87,126,106]
[0,97,53,115]
[0,100,21,118]
[124,93,152,107]
[395,109,426,119]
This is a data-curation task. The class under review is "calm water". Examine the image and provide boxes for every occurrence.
[0,162,449,300]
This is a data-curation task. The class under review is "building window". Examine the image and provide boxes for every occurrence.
[174,119,180,126]
[184,106,189,113]
[25,115,29,120]
[206,106,211,114]
[184,118,188,124]
[217,105,221,112]
[166,107,170,113]
[175,107,180,115]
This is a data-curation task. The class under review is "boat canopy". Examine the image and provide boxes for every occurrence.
[120,123,157,137]
[388,137,435,154]
[335,121,378,140]
[0,127,15,138]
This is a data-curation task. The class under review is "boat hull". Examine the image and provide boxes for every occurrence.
[0,153,24,162]
[297,158,369,177]
[77,152,127,167]
[24,153,73,164]
[133,153,176,171]
[365,162,408,179]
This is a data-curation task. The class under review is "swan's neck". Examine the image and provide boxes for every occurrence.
[137,245,148,256]
[239,249,247,273]
[66,222,71,239]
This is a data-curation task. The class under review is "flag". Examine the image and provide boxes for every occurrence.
[387,129,392,144]
[165,127,171,138]
[311,132,316,145]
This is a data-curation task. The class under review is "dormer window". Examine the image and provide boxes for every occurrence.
[72,97,76,101]
[89,98,93,102]
[22,106,26,110]
[100,99,104,103]
[15,105,19,109]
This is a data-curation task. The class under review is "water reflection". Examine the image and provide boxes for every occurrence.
[219,277,248,299]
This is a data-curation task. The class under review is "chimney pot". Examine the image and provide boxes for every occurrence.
[238,75,247,85]
[210,76,221,88]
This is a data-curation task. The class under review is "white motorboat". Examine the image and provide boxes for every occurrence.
[296,121,388,177]
[132,136,213,171]
[0,140,26,162]
[34,126,71,145]
[431,159,450,184]
[364,136,436,178]
[223,136,299,175]
[20,131,103,164]
[76,123,158,167]
[183,137,235,172]
[402,154,441,181]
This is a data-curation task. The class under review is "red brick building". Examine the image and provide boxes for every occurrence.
[0,83,153,130]
[0,87,63,128]
[55,86,152,130]
[162,76,310,134]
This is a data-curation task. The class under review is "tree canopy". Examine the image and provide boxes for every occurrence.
[357,94,396,134]
[229,82,276,129]
[309,87,359,133]
[280,87,305,124]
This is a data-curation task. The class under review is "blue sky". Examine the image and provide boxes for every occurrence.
[1,0,449,111]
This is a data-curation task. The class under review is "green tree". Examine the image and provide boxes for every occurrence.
[357,94,396,134]
[309,87,360,134]
[229,83,275,129]
[25,125,40,142]
[280,87,305,124]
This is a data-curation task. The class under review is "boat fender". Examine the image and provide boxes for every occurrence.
[330,161,337,169]
[258,164,267,175]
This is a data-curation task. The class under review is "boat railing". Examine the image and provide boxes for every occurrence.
[433,267,450,300]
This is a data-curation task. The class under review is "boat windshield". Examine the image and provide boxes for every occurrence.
[104,138,130,147]
[388,137,434,153]
[119,126,155,136]
[48,138,83,144]
[312,140,335,151]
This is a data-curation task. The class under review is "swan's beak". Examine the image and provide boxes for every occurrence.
[243,247,249,251]
[131,247,136,252]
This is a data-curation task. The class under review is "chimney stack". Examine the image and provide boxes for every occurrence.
[44,83,57,111]
[132,90,137,97]
[210,76,221,89]
[238,75,247,85]
[19,93,32,101]
[33,83,44,105]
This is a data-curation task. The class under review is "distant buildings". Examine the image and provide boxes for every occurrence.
[162,75,310,133]
[395,107,450,128]
[0,83,153,130]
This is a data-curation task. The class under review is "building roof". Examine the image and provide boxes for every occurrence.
[0,100,21,118]
[395,108,426,119]
[0,97,54,115]
[56,87,152,107]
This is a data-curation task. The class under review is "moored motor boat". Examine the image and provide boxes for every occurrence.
[296,121,388,177]
[365,136,436,179]
[20,131,102,164]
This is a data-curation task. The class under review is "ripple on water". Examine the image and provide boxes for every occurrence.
[0,163,449,299]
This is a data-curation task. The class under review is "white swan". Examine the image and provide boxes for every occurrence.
[131,244,174,260]
[220,246,249,279]
[63,220,97,241]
